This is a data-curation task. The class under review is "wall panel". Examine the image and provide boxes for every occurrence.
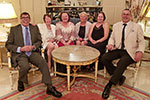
[0,0,125,25]
[1,0,48,24]
[102,0,125,24]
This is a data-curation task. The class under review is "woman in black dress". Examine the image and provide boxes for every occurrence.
[87,12,110,70]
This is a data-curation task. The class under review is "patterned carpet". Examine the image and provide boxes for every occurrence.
[0,74,149,100]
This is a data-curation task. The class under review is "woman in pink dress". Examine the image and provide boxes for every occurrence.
[56,12,75,47]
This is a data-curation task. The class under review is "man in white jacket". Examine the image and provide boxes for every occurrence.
[101,9,145,99]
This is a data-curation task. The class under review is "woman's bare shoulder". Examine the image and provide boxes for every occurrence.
[103,22,109,26]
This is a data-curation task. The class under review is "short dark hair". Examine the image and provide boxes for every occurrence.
[43,13,52,22]
[97,11,106,21]
[122,8,131,14]
[59,11,70,22]
[20,12,30,19]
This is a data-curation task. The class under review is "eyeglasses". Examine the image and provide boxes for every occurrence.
[21,17,30,19]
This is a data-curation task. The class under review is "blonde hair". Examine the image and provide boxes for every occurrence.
[79,12,88,17]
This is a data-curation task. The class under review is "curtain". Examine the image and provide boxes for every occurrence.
[125,0,149,22]
[139,2,150,21]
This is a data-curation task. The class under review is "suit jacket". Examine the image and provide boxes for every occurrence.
[108,21,145,60]
[5,24,42,67]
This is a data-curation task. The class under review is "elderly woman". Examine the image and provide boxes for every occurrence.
[75,12,92,45]
[87,11,109,70]
[37,13,58,71]
[56,12,75,47]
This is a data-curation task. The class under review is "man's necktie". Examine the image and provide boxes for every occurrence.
[25,27,32,56]
[121,24,127,49]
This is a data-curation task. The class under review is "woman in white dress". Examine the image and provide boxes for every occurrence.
[38,13,58,71]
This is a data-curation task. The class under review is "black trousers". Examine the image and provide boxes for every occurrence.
[101,49,135,85]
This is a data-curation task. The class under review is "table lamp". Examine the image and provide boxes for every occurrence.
[0,1,17,28]
[0,1,17,43]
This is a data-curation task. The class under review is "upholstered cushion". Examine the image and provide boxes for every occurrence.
[52,18,80,25]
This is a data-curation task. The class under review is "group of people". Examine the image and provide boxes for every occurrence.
[38,11,109,72]
[6,8,145,99]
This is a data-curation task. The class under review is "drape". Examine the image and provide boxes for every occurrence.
[125,0,149,22]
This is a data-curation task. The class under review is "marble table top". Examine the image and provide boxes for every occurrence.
[52,45,100,63]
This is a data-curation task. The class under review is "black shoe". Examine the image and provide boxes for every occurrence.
[102,83,111,99]
[119,76,126,86]
[46,86,62,98]
[18,81,24,92]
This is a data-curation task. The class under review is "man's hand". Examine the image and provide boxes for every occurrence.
[20,45,35,52]
[107,44,115,51]
[134,51,143,62]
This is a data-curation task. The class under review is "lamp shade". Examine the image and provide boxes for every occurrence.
[0,1,17,23]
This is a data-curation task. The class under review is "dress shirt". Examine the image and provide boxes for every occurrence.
[17,25,32,53]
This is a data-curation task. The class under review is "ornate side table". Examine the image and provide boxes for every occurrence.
[52,45,100,90]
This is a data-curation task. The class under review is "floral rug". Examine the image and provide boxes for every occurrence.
[0,74,149,100]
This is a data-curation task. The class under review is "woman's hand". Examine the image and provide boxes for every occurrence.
[78,38,83,41]
[65,42,70,45]
[66,40,72,45]
[47,38,54,42]
[91,39,97,44]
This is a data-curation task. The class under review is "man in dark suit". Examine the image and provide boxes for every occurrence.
[6,12,62,98]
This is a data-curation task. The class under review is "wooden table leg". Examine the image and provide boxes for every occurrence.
[54,61,56,76]
[95,59,98,82]
[67,65,71,91]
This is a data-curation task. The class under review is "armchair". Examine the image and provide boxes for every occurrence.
[7,49,45,90]
[103,60,141,87]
